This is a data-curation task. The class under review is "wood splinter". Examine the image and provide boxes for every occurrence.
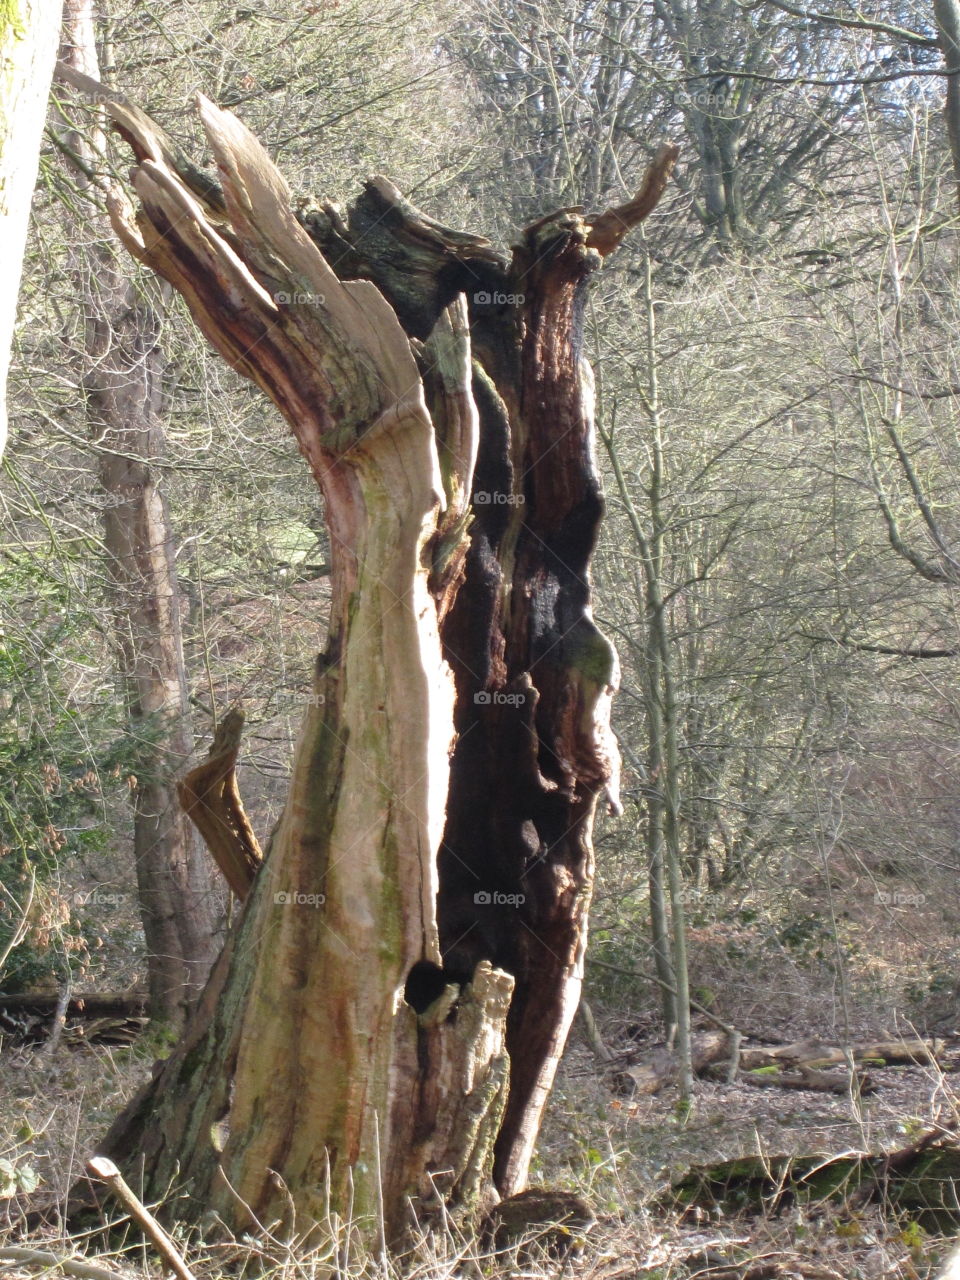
[177,708,262,900]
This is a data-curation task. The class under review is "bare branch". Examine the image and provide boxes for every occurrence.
[86,1157,198,1280]
[751,0,936,48]
[586,143,680,256]
[801,633,959,658]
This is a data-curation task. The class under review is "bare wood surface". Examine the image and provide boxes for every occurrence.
[622,1030,731,1094]
[741,1067,874,1094]
[586,144,681,255]
[177,708,262,899]
[623,1033,942,1095]
[739,1037,942,1071]
[50,64,678,1237]
[53,60,224,211]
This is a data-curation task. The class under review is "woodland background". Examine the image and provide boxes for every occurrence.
[4,0,960,1276]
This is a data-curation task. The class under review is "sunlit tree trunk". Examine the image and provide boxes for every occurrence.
[599,255,692,1091]
[934,0,960,212]
[0,0,59,456]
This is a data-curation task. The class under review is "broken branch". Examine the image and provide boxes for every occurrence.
[177,708,262,899]
[86,1156,197,1280]
[586,143,680,255]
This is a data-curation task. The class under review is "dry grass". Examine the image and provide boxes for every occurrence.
[3,867,960,1278]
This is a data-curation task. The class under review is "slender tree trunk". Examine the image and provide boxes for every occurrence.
[0,0,59,456]
[598,254,691,1081]
[935,0,960,211]
[643,605,679,1030]
[58,4,221,1024]
[641,264,694,1101]
[57,66,676,1243]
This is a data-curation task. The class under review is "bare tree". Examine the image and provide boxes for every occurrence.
[57,3,222,1024]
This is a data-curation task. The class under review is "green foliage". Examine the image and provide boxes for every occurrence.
[776,913,833,964]
[0,550,129,991]
[899,1218,925,1254]
[0,1155,39,1198]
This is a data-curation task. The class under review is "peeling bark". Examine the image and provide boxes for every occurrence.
[55,65,675,1245]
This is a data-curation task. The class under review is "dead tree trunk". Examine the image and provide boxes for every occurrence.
[58,6,222,1024]
[56,65,676,1244]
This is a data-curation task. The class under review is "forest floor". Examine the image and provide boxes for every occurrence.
[1,1012,958,1278]
[535,1011,960,1278]
[3,866,960,1278]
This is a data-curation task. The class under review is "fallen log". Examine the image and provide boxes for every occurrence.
[619,1030,730,1095]
[739,1037,942,1071]
[740,1067,874,1095]
[0,992,147,1017]
[481,1187,596,1260]
[663,1127,960,1230]
[0,992,150,1049]
[622,1032,943,1095]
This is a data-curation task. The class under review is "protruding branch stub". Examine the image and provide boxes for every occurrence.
[178,708,262,900]
[586,143,680,256]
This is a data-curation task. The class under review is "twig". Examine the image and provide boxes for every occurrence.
[0,1246,121,1279]
[589,956,742,1037]
[86,1157,197,1280]
[45,979,73,1055]
[0,869,36,979]
[578,997,614,1062]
